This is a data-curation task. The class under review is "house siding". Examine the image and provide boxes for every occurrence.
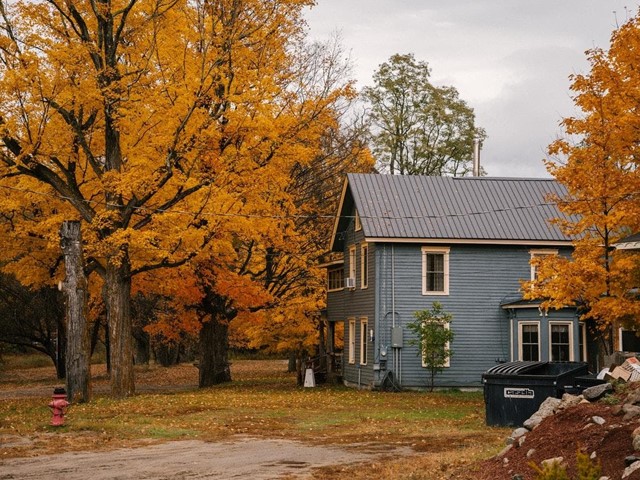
[372,243,579,388]
[328,215,377,388]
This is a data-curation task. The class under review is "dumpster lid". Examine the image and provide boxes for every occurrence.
[484,361,547,375]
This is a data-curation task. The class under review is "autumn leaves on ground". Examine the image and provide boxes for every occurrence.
[0,356,506,479]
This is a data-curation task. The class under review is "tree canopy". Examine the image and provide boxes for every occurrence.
[362,53,486,176]
[0,0,371,395]
[526,11,640,351]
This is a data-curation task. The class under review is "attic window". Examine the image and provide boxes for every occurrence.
[354,210,362,231]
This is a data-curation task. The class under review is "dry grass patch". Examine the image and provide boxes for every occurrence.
[0,355,507,476]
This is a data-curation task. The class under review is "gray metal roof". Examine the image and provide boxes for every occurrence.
[332,174,574,250]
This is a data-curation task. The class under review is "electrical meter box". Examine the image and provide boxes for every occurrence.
[391,326,403,348]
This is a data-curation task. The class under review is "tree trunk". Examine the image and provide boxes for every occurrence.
[133,329,150,365]
[154,342,180,367]
[104,261,135,397]
[198,315,231,387]
[60,221,91,403]
[287,352,296,373]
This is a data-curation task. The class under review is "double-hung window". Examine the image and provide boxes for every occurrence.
[327,266,344,291]
[360,318,368,365]
[550,322,573,361]
[530,249,558,281]
[348,246,357,284]
[519,322,540,361]
[360,244,368,289]
[420,321,451,368]
[422,247,450,295]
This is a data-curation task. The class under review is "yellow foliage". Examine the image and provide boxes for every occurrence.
[528,11,640,336]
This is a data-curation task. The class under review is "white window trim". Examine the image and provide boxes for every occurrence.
[360,243,368,289]
[360,317,368,365]
[549,321,574,361]
[354,210,362,231]
[421,321,451,368]
[348,318,356,364]
[580,322,587,361]
[348,245,357,284]
[518,321,541,362]
[421,246,450,295]
[529,249,558,281]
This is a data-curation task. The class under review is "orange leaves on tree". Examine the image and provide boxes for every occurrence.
[528,10,640,338]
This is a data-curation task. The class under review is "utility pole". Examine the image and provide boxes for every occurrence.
[60,220,91,402]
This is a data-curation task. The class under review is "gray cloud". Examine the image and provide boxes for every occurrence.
[305,0,639,177]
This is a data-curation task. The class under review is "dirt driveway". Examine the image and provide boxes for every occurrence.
[0,437,412,479]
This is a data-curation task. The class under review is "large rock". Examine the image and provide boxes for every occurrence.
[558,393,583,410]
[582,383,613,401]
[623,404,640,422]
[523,397,561,430]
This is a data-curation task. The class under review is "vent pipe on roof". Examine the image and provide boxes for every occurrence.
[473,137,482,177]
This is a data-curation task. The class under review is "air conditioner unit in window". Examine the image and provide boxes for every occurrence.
[345,277,356,289]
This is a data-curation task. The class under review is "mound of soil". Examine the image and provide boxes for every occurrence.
[469,397,640,479]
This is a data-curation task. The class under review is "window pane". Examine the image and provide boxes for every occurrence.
[551,324,570,361]
[426,253,444,292]
[521,324,539,361]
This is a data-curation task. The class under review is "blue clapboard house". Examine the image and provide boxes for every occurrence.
[325,173,595,389]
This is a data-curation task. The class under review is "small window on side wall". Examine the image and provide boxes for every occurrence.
[422,247,450,295]
[519,322,540,361]
[529,249,558,281]
[361,244,368,289]
[348,318,356,364]
[550,322,573,361]
[360,317,368,365]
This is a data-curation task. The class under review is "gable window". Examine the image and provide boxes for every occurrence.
[348,318,356,364]
[530,249,558,281]
[360,244,368,289]
[354,210,362,231]
[348,245,357,284]
[327,266,344,291]
[360,317,368,365]
[550,322,573,361]
[422,247,450,295]
[518,322,540,361]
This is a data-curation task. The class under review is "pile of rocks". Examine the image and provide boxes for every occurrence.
[497,382,640,479]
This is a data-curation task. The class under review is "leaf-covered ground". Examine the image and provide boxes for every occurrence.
[0,356,507,479]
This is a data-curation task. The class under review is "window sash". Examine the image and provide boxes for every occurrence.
[349,246,356,281]
[328,267,344,291]
[549,323,572,361]
[360,318,368,365]
[422,247,449,295]
[520,324,540,361]
[421,322,451,368]
[361,244,368,289]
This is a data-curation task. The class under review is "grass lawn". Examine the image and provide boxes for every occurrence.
[0,355,508,479]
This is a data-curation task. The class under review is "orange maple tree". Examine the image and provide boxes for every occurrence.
[0,0,368,395]
[526,11,640,352]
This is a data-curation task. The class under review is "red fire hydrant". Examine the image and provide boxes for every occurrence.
[49,387,69,426]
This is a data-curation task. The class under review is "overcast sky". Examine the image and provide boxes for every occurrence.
[304,1,640,178]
